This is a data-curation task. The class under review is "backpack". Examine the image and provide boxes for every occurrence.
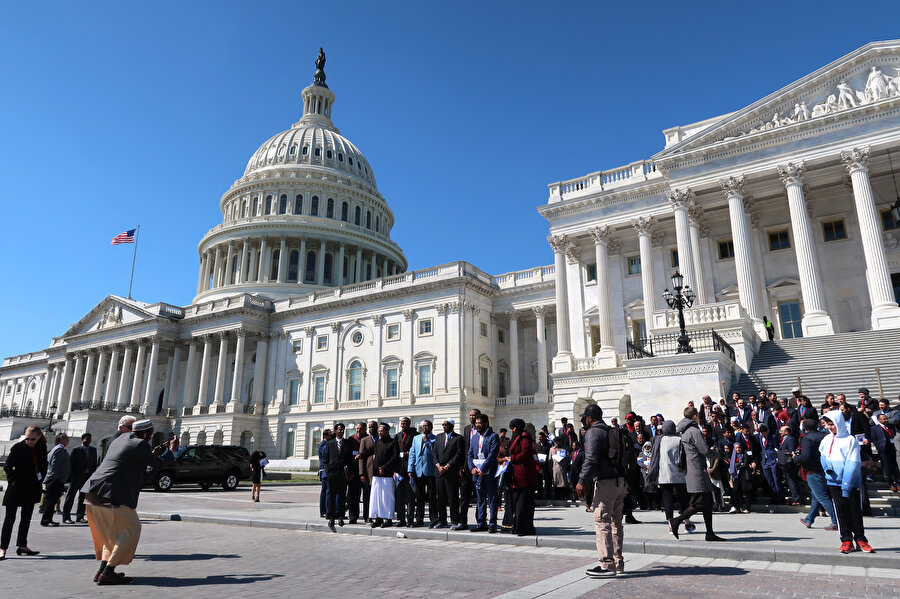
[608,427,637,476]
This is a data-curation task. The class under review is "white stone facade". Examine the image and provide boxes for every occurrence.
[4,42,900,462]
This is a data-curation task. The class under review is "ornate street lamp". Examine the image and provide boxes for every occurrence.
[663,271,695,354]
[45,402,57,434]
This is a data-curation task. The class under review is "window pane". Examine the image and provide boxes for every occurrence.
[628,256,641,275]
[314,377,325,403]
[418,365,431,395]
[285,430,295,458]
[289,380,299,406]
[349,361,362,400]
[386,368,398,397]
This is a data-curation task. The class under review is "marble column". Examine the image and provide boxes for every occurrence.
[229,330,246,408]
[588,225,619,367]
[182,340,199,411]
[721,176,765,336]
[238,238,249,284]
[258,237,269,283]
[40,366,57,414]
[631,216,658,331]
[163,342,182,414]
[489,313,499,397]
[277,237,287,283]
[777,162,834,336]
[78,352,96,406]
[533,306,548,395]
[195,335,213,412]
[355,247,362,283]
[841,147,900,329]
[253,334,268,410]
[337,243,345,285]
[370,253,377,280]
[68,352,86,410]
[248,246,258,284]
[212,246,223,288]
[129,342,147,410]
[104,346,120,408]
[116,344,134,408]
[224,243,235,286]
[316,240,326,285]
[507,311,520,398]
[91,350,109,407]
[668,188,698,292]
[197,253,207,295]
[548,235,573,371]
[141,337,161,414]
[688,204,709,304]
[56,356,74,417]
[212,332,229,407]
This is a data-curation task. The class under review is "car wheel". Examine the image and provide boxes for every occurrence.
[200,482,213,490]
[222,471,239,490]
[154,473,174,492]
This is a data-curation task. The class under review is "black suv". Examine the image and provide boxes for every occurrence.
[148,445,252,491]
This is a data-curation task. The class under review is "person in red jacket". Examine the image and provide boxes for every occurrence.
[505,418,539,536]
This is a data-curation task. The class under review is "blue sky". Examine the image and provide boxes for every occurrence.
[0,1,896,359]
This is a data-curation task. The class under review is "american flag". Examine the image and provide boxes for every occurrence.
[111,229,136,245]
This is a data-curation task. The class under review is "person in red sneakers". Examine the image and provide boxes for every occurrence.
[820,415,875,554]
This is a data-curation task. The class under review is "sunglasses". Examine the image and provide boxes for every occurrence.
[25,437,39,441]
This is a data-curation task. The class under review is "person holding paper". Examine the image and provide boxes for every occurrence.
[467,413,500,533]
[550,437,570,500]
[249,449,267,503]
[505,418,538,536]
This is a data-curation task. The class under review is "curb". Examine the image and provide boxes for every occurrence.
[136,511,896,568]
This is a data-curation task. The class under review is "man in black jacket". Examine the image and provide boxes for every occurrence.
[323,423,354,527]
[394,417,416,526]
[795,419,837,529]
[63,433,97,524]
[459,409,480,527]
[434,419,463,529]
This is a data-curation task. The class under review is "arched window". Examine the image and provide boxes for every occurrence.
[311,196,319,216]
[270,249,280,280]
[241,201,247,218]
[324,253,333,285]
[252,197,259,216]
[375,215,380,232]
[366,210,372,229]
[326,198,334,218]
[354,206,361,225]
[341,201,348,222]
[288,250,299,282]
[326,149,333,159]
[338,153,343,162]
[366,263,372,280]
[289,144,296,156]
[314,147,321,157]
[265,195,273,215]
[294,194,303,214]
[279,194,287,214]
[231,257,240,284]
[305,251,317,283]
[348,360,363,400]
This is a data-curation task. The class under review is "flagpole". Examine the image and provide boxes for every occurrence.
[127,225,140,300]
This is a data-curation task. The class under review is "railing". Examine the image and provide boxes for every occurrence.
[69,402,135,414]
[548,160,662,202]
[651,300,744,330]
[491,265,555,289]
[518,395,535,405]
[0,407,56,420]
[495,398,507,407]
[627,329,735,362]
[242,403,256,414]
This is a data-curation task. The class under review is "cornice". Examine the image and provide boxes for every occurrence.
[538,180,671,221]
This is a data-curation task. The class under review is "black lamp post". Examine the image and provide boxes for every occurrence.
[662,271,696,354]
[45,402,57,434]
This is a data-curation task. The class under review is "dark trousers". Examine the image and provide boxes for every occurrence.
[436,474,460,524]
[41,481,66,525]
[659,483,689,521]
[62,478,87,520]
[394,478,413,524]
[780,464,803,502]
[511,487,536,534]
[325,476,347,520]
[458,471,474,525]
[673,491,714,534]
[346,477,362,521]
[474,475,499,527]
[412,474,435,524]
[761,464,782,503]
[880,446,900,485]
[361,481,372,521]
[828,486,867,543]
[731,476,752,511]
[1,503,35,550]
[319,478,328,517]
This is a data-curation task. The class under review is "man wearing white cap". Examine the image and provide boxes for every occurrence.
[80,418,164,585]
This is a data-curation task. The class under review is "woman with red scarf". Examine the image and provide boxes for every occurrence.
[505,418,539,536]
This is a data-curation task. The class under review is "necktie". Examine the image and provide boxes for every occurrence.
[337,439,342,450]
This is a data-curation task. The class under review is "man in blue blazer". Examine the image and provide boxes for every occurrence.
[756,425,782,505]
[467,413,500,533]
[408,420,437,527]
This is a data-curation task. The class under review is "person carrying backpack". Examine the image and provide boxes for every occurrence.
[575,404,626,578]
[667,406,726,542]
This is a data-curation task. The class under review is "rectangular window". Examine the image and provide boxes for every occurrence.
[292,339,302,353]
[498,329,505,344]
[418,364,432,395]
[718,239,735,259]
[386,367,399,398]
[289,379,299,406]
[627,255,641,275]
[480,366,489,396]
[881,209,898,231]
[498,372,507,398]
[285,429,295,458]
[316,335,328,351]
[314,376,326,403]
[822,219,847,242]
[307,429,318,458]
[386,323,400,341]
[585,262,597,283]
[670,248,679,268]
[479,321,488,337]
[768,230,791,251]
[418,318,433,336]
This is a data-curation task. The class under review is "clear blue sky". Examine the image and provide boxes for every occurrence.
[0,1,895,359]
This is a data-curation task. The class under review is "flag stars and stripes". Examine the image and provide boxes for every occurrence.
[111,229,136,245]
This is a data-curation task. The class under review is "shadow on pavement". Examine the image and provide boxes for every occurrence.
[723,535,805,543]
[138,573,284,587]
[623,565,749,579]
[141,553,241,561]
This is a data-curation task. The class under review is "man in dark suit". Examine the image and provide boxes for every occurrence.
[41,433,70,527]
[317,429,332,518]
[458,408,480,528]
[81,419,164,585]
[346,422,366,523]
[434,419,463,529]
[323,423,353,527]
[756,425,782,505]
[467,413,500,533]
[63,433,97,524]
[356,420,378,523]
[394,417,416,526]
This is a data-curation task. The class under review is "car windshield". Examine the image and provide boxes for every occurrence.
[174,446,189,459]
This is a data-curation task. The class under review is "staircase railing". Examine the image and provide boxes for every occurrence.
[627,329,735,361]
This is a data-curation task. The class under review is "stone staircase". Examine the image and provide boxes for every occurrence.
[732,329,900,399]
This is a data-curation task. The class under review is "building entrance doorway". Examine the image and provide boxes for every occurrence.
[778,300,803,339]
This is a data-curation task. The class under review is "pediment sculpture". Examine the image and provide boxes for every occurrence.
[98,305,123,329]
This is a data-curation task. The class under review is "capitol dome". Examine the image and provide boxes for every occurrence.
[194,50,407,303]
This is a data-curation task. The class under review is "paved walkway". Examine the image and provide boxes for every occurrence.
[133,484,899,569]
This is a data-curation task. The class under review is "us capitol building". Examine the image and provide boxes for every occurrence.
[4,41,900,465]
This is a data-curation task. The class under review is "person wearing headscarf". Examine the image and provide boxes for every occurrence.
[647,420,694,533]
[728,442,753,513]
[820,415,874,554]
[503,418,539,536]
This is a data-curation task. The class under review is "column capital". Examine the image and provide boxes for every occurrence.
[841,147,870,173]
[448,301,461,314]
[236,328,248,339]
[402,309,415,321]
[532,305,546,319]
[719,175,746,199]
[630,215,655,236]
[505,310,518,321]
[777,161,805,186]
[372,313,386,324]
[434,305,447,316]
[489,313,501,324]
[547,234,570,254]
[330,321,341,333]
[588,225,611,246]
[688,203,704,226]
[564,244,580,264]
[667,187,693,209]
[216,330,229,341]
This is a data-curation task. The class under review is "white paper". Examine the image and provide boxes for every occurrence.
[352,451,359,456]
[552,453,565,463]
[495,461,509,478]
[537,453,548,463]
[473,458,487,469]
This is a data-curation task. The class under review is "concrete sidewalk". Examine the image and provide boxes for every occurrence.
[134,485,899,569]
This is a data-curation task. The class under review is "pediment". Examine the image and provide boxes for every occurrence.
[655,40,900,160]
[62,295,157,338]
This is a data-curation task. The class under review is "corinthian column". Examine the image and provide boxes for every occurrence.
[103,345,120,408]
[195,335,213,413]
[91,350,108,407]
[548,235,573,372]
[688,203,709,304]
[777,161,834,336]
[533,306,548,394]
[228,330,246,410]
[253,334,269,410]
[841,147,900,329]
[79,352,96,406]
[141,337,161,414]
[116,344,134,408]
[631,216,657,331]
[507,311,520,398]
[129,342,148,411]
[588,225,620,368]
[721,175,765,337]
[212,331,229,407]
[668,188,698,292]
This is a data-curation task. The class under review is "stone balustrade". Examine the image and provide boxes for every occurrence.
[651,299,746,330]
[548,160,661,202]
